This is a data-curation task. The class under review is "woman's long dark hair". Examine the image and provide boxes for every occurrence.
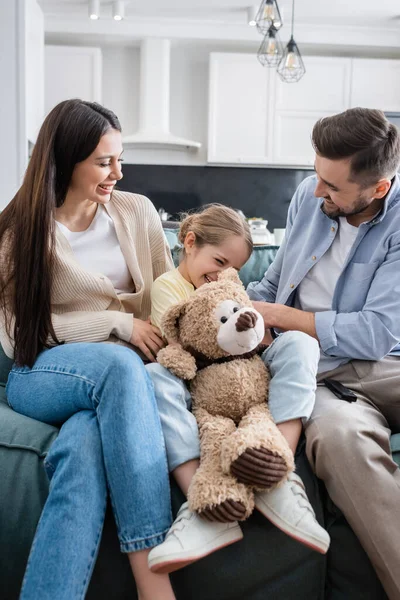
[0,99,121,366]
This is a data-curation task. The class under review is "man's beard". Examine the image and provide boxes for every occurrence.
[320,194,371,219]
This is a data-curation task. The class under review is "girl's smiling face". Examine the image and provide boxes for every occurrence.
[181,232,251,289]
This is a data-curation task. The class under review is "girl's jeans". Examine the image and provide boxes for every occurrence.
[146,331,320,471]
[6,342,172,600]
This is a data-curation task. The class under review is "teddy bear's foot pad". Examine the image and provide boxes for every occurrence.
[231,447,288,488]
[148,501,243,574]
[201,498,247,522]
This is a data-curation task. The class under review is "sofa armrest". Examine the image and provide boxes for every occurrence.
[0,388,59,599]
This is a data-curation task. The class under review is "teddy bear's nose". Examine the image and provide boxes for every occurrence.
[236,311,257,332]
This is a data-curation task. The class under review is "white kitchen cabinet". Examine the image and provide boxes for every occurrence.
[271,57,352,166]
[45,45,102,115]
[208,54,351,167]
[350,59,400,113]
[208,53,274,164]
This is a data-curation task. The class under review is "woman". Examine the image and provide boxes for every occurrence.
[0,99,176,600]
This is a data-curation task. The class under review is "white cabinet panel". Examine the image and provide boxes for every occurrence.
[273,112,324,166]
[271,57,351,166]
[45,46,102,114]
[350,59,400,112]
[208,53,273,164]
[275,57,351,113]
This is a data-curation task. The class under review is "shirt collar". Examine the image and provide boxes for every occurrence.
[371,174,400,223]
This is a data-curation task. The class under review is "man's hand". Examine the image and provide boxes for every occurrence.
[261,329,274,346]
[130,318,165,362]
[252,301,318,340]
[252,301,279,329]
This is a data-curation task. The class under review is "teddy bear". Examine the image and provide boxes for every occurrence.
[157,268,294,520]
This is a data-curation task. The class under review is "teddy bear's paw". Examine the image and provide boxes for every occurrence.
[157,345,197,380]
[188,471,254,521]
[220,423,295,479]
[230,447,290,491]
[200,498,248,522]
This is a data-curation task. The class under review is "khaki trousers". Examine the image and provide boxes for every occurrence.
[305,356,400,600]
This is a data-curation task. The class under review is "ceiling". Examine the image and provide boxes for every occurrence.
[38,0,400,29]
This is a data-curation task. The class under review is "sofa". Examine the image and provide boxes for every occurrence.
[0,228,397,600]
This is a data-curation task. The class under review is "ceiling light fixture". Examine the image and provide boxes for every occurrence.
[255,0,283,33]
[247,6,258,27]
[88,0,100,20]
[112,0,125,21]
[277,0,306,82]
[257,25,284,67]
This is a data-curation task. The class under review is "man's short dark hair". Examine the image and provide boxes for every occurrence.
[312,108,400,188]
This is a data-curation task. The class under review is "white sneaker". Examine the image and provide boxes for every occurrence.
[254,472,330,554]
[148,502,243,574]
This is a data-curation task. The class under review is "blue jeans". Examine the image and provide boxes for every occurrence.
[146,331,320,471]
[6,343,172,600]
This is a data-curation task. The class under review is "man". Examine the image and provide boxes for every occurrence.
[247,107,400,599]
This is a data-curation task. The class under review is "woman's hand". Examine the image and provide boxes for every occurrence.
[130,318,165,362]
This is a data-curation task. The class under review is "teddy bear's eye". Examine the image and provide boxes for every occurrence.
[233,307,239,313]
[220,316,228,324]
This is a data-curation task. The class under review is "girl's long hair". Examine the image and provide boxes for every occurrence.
[0,99,121,366]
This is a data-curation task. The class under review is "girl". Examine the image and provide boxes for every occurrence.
[146,205,330,574]
[0,100,176,600]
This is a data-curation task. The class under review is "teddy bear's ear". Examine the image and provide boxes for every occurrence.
[217,267,243,287]
[160,299,188,343]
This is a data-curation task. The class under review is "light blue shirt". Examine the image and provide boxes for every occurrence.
[247,174,400,373]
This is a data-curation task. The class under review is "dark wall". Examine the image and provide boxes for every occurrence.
[118,165,312,230]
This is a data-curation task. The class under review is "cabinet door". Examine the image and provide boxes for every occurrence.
[350,59,400,112]
[208,53,274,164]
[271,57,352,166]
[45,46,102,114]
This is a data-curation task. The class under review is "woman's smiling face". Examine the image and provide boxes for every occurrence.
[67,128,124,204]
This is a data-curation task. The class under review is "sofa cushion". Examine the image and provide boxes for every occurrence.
[0,344,12,389]
[391,433,400,467]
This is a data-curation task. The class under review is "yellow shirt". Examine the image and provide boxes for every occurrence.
[151,268,194,332]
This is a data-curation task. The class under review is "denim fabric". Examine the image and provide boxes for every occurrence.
[261,330,320,423]
[6,342,172,600]
[146,362,200,471]
[247,174,400,370]
[146,331,319,472]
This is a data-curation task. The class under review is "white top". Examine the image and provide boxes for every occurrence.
[296,217,359,373]
[296,217,359,314]
[56,205,134,294]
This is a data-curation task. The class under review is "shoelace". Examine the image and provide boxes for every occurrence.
[164,506,193,539]
[290,478,316,516]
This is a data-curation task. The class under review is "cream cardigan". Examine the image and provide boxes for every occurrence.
[0,191,174,359]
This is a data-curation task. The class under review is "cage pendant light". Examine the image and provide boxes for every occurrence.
[257,25,284,67]
[255,0,283,34]
[277,0,306,83]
